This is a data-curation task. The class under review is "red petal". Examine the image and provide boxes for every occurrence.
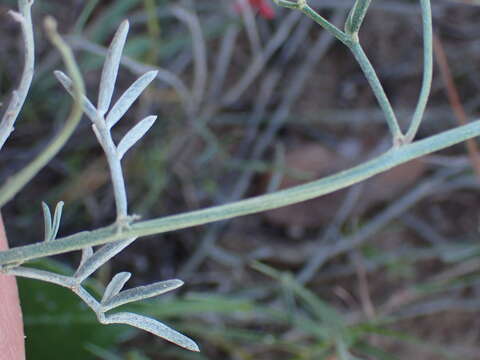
[257,1,275,19]
[234,0,275,19]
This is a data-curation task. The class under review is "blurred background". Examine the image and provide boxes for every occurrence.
[2,0,480,359]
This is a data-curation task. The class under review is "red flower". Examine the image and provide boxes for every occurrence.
[234,0,276,20]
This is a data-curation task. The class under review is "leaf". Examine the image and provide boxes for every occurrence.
[41,202,52,242]
[54,70,97,122]
[50,201,64,241]
[106,70,158,129]
[102,279,183,311]
[98,20,129,115]
[117,115,156,160]
[104,312,199,352]
[41,201,64,241]
[18,259,132,360]
[102,272,132,304]
[78,247,93,269]
[75,238,136,282]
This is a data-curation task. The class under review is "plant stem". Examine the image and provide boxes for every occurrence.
[0,0,35,151]
[298,1,350,44]
[7,266,105,318]
[405,0,433,142]
[274,0,349,44]
[0,17,85,208]
[274,0,404,145]
[345,0,372,35]
[94,120,128,219]
[349,41,404,146]
[2,119,480,266]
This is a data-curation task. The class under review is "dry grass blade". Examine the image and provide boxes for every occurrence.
[433,32,480,181]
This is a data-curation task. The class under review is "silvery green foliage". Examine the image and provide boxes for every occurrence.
[4,0,474,356]
[104,312,199,352]
[55,22,158,161]
[117,115,157,159]
[41,201,64,242]
[99,274,198,351]
[101,279,184,311]
[101,271,132,303]
[13,19,199,352]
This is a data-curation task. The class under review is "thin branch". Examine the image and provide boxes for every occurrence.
[345,0,372,35]
[0,17,85,208]
[274,0,404,145]
[349,42,404,145]
[405,0,433,142]
[274,0,349,44]
[0,0,35,151]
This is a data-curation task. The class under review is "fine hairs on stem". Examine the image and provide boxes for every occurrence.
[0,0,478,355]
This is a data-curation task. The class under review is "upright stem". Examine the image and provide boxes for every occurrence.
[349,41,404,146]
[94,120,128,219]
[405,0,433,142]
[108,158,128,219]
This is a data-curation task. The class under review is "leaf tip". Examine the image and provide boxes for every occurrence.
[188,341,200,352]
[118,19,130,37]
[171,279,184,289]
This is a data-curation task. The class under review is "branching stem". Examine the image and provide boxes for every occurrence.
[274,0,405,145]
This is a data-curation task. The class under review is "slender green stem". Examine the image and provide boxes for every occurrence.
[405,0,433,143]
[274,0,350,44]
[345,0,372,35]
[0,17,85,208]
[349,41,404,145]
[274,0,403,145]
[1,119,480,266]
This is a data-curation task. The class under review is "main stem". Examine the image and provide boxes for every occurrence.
[2,119,480,266]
